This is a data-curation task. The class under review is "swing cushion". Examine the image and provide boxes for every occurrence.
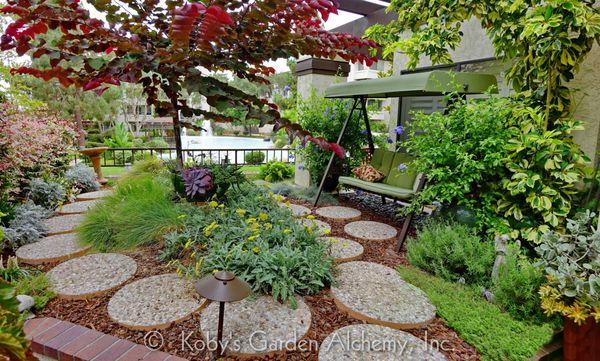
[338,150,419,200]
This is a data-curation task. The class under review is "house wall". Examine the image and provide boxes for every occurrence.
[390,18,600,164]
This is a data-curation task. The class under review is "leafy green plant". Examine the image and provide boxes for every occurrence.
[406,220,495,285]
[12,272,56,311]
[0,257,29,283]
[162,184,334,306]
[104,123,133,148]
[78,174,183,251]
[267,183,339,206]
[492,247,557,325]
[296,91,368,185]
[244,151,266,165]
[27,178,66,210]
[536,211,600,324]
[404,96,511,235]
[64,164,100,193]
[258,161,294,182]
[398,266,554,361]
[0,281,33,361]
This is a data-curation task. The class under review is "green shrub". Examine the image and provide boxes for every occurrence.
[27,178,66,210]
[64,164,100,193]
[0,257,29,283]
[406,221,495,285]
[297,91,367,184]
[161,184,334,307]
[78,174,182,251]
[398,266,554,361]
[12,272,55,311]
[258,161,294,182]
[244,151,266,165]
[492,248,557,325]
[0,281,31,360]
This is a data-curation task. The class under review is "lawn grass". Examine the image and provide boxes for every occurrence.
[398,266,554,361]
[101,166,126,176]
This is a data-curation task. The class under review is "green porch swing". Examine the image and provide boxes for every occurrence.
[312,70,498,252]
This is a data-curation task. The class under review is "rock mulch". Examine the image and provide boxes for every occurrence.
[344,220,397,241]
[43,214,85,236]
[315,206,361,221]
[108,273,206,331]
[47,253,137,300]
[318,237,364,263]
[16,233,90,265]
[279,202,312,217]
[199,295,311,357]
[76,189,113,200]
[331,261,436,329]
[58,200,99,215]
[319,324,447,361]
[300,218,332,236]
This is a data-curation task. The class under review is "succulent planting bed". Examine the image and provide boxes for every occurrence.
[33,192,478,361]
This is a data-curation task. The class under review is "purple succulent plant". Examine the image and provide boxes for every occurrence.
[182,167,214,199]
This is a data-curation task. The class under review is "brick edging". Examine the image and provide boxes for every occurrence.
[25,317,187,361]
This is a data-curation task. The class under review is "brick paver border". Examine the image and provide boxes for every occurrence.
[24,317,187,361]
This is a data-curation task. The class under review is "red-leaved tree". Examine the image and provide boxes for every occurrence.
[1,0,377,161]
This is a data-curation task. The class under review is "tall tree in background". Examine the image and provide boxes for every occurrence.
[1,0,377,161]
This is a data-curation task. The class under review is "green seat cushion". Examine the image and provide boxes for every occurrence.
[384,153,417,189]
[378,150,396,176]
[370,148,386,170]
[339,176,415,200]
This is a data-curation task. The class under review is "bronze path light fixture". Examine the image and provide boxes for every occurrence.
[195,271,251,358]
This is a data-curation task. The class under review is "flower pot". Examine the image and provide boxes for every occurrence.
[563,316,600,361]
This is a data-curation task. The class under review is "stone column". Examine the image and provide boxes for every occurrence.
[294,57,350,186]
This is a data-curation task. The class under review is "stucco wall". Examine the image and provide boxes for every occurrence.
[297,73,346,99]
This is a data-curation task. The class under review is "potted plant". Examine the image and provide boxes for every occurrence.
[536,211,599,361]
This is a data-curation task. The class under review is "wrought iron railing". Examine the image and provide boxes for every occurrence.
[73,147,294,167]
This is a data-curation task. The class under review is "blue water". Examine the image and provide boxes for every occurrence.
[182,136,273,149]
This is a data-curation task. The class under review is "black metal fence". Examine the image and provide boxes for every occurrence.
[73,147,294,167]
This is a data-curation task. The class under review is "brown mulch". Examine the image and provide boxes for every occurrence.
[38,196,480,361]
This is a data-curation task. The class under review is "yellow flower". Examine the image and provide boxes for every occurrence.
[283,228,292,234]
[264,223,273,230]
[285,201,291,208]
[306,215,315,220]
[177,214,187,219]
[258,213,268,221]
[248,235,257,241]
[212,269,219,274]
[342,242,348,247]
[568,303,590,325]
[323,229,331,235]
[203,221,219,236]
[246,217,257,224]
[591,307,600,323]
[276,195,284,202]
[252,246,260,253]
[209,201,218,208]
[236,208,247,217]
[219,204,224,208]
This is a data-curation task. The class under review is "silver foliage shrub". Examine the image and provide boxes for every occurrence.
[27,178,66,210]
[2,202,52,251]
[64,164,100,193]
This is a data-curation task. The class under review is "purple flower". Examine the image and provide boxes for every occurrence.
[398,163,408,172]
[288,154,295,160]
[394,125,404,135]
[323,106,330,117]
[297,164,304,170]
[283,85,290,92]
[386,137,393,144]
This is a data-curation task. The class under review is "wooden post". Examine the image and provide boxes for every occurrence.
[313,97,360,207]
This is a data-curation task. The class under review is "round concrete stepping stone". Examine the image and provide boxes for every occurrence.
[300,218,331,236]
[319,324,447,361]
[16,233,90,265]
[58,200,99,215]
[47,253,137,300]
[331,261,436,329]
[200,295,311,357]
[344,220,397,241]
[315,206,361,221]
[279,202,311,217]
[76,189,112,200]
[43,214,85,236]
[108,273,205,330]
[318,237,364,263]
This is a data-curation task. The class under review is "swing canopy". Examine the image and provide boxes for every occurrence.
[324,70,498,99]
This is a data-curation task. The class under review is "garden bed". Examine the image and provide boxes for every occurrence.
[36,196,478,360]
